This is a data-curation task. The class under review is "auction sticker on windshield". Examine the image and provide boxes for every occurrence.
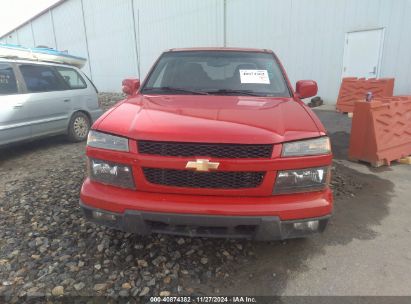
[239,69,270,84]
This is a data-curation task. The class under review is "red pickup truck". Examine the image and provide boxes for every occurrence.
[80,48,332,241]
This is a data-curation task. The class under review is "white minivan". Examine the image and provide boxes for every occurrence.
[0,58,102,146]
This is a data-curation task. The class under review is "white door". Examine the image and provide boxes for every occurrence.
[342,29,384,78]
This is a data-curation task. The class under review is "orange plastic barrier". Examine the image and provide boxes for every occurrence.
[336,77,394,112]
[349,96,411,166]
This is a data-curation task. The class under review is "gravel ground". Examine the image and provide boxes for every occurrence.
[98,92,126,110]
[0,138,257,300]
[0,96,368,301]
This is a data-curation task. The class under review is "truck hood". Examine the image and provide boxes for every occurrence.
[95,94,323,144]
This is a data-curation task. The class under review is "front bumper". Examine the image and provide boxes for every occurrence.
[80,175,332,240]
[80,200,330,240]
[80,178,332,219]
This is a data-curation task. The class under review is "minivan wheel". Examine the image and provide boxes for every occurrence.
[68,112,90,142]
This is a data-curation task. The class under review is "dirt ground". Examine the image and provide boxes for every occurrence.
[0,105,410,301]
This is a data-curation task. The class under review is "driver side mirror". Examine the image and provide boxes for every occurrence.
[122,78,140,96]
[295,80,318,99]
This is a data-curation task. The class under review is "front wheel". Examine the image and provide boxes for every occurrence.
[67,112,91,142]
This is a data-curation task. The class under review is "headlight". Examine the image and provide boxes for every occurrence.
[273,166,330,194]
[87,130,129,152]
[89,158,135,189]
[282,137,331,157]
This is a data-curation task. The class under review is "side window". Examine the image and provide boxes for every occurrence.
[55,66,87,89]
[0,63,18,95]
[19,64,67,93]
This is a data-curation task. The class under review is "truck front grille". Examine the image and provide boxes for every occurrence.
[143,168,265,189]
[138,141,273,159]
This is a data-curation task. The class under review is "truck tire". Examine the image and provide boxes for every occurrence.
[67,112,90,142]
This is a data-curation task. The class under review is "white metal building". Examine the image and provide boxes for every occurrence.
[1,0,411,104]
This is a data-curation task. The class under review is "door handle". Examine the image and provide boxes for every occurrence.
[13,104,23,109]
[63,99,71,102]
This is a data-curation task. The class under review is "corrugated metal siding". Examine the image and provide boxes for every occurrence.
[31,12,55,48]
[2,31,19,44]
[1,0,410,101]
[226,0,411,103]
[16,24,35,47]
[134,0,224,77]
[379,0,411,96]
[82,0,138,92]
[52,0,91,78]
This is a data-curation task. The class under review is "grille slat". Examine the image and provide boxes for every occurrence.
[143,168,265,189]
[138,141,273,159]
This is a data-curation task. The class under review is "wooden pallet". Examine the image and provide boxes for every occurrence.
[348,158,385,167]
[399,156,411,165]
[351,157,411,167]
[339,111,354,118]
[370,160,386,168]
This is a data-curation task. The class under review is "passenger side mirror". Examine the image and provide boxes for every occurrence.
[295,80,318,99]
[122,78,140,96]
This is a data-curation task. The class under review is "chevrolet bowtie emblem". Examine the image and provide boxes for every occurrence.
[185,159,220,172]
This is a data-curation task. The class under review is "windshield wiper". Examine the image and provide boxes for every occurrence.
[143,86,209,95]
[205,89,263,96]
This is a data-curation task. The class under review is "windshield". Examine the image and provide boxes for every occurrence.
[142,51,291,97]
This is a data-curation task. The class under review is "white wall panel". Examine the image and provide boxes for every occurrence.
[378,0,411,96]
[286,0,350,104]
[82,0,138,92]
[17,24,35,47]
[226,0,290,55]
[135,0,224,78]
[226,0,411,103]
[3,31,19,45]
[52,0,91,78]
[31,12,55,48]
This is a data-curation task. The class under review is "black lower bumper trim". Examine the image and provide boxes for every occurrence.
[80,200,330,241]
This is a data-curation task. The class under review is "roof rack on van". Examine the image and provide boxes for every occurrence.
[0,43,87,68]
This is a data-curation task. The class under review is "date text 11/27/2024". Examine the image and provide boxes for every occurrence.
[149,296,257,303]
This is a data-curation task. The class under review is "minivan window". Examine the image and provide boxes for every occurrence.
[142,51,291,97]
[55,66,87,89]
[0,63,18,95]
[19,64,67,93]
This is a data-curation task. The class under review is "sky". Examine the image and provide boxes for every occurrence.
[0,0,60,37]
